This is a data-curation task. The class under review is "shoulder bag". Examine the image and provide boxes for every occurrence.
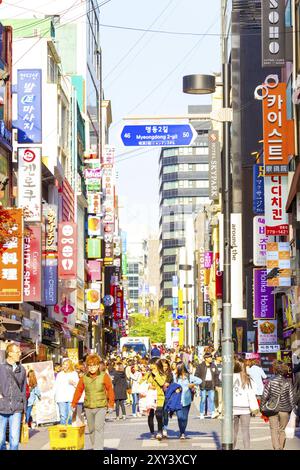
[261,379,285,417]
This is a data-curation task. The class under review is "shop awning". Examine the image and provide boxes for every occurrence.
[286,164,300,212]
[0,316,23,333]
[0,307,24,318]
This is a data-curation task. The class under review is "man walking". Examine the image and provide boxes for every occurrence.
[0,343,27,450]
[195,352,219,419]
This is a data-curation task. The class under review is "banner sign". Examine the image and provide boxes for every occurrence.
[17,69,42,143]
[265,175,289,235]
[253,164,265,214]
[23,224,41,302]
[84,168,102,179]
[88,216,101,236]
[253,269,275,319]
[267,241,291,287]
[44,204,57,252]
[58,223,77,279]
[87,193,101,215]
[44,257,57,305]
[104,233,114,265]
[18,147,41,221]
[86,286,101,310]
[204,251,213,269]
[0,208,23,303]
[231,213,244,318]
[215,253,223,299]
[87,238,101,259]
[253,216,267,266]
[114,287,124,321]
[208,130,221,201]
[261,0,285,68]
[258,319,278,346]
[87,260,101,282]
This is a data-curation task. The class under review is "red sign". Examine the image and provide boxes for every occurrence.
[0,208,23,303]
[215,253,223,299]
[58,223,77,279]
[88,260,102,282]
[23,224,41,302]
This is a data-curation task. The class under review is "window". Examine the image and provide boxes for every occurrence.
[162,247,178,256]
[47,46,58,83]
[129,290,139,299]
[129,278,139,287]
[163,281,173,289]
[163,165,178,174]
[163,264,176,273]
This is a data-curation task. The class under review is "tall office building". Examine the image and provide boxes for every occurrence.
[159,105,212,310]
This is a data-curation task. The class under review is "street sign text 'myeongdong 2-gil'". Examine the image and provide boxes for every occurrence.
[121,124,197,147]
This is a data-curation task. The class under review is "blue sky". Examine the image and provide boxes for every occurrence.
[100,0,221,252]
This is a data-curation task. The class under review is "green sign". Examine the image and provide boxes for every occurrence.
[87,238,101,259]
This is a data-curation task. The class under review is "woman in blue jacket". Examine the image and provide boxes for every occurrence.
[174,362,202,439]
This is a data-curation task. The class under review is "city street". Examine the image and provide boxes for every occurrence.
[20,399,300,451]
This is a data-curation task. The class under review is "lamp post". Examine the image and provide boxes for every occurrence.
[183,72,233,450]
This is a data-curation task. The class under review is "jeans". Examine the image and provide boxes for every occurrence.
[57,402,72,425]
[132,393,139,414]
[233,414,251,449]
[115,400,126,417]
[269,412,290,450]
[148,407,163,434]
[163,406,169,430]
[177,405,191,435]
[26,406,33,424]
[200,390,215,414]
[85,408,106,450]
[0,412,22,450]
[215,386,223,414]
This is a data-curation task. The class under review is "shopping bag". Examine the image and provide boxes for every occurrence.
[285,410,297,439]
[146,389,157,411]
[20,423,29,444]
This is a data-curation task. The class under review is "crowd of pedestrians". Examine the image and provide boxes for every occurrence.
[0,341,299,450]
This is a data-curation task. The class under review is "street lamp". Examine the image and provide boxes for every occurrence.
[183,72,233,450]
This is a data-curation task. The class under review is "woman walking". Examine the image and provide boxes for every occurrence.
[71,354,114,450]
[174,362,202,440]
[26,370,41,427]
[142,357,166,441]
[111,362,128,420]
[233,358,259,450]
[260,360,296,450]
[54,358,79,425]
[130,364,142,417]
[161,359,174,438]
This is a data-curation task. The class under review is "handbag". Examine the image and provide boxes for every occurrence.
[260,380,285,417]
[20,422,29,444]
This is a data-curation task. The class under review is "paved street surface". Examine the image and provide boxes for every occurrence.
[19,398,300,451]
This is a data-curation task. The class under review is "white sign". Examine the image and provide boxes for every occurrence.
[18,147,41,221]
[258,319,278,346]
[258,344,280,353]
[253,216,267,266]
[231,213,245,318]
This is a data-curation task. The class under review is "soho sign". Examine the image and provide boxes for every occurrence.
[262,0,285,68]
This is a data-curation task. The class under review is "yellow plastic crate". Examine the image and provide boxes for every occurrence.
[48,424,85,450]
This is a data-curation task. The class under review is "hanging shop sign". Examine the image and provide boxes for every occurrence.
[104,232,114,265]
[204,251,213,269]
[87,193,101,215]
[266,241,291,287]
[114,287,124,321]
[282,287,298,330]
[261,0,285,68]
[264,175,289,235]
[44,256,58,306]
[208,130,221,201]
[17,69,42,144]
[86,285,101,310]
[87,238,101,259]
[255,76,294,175]
[43,204,58,252]
[88,216,101,237]
[258,319,278,346]
[86,178,101,193]
[253,164,265,214]
[231,214,244,318]
[58,222,77,279]
[0,208,23,303]
[103,145,115,165]
[23,224,41,302]
[84,168,102,179]
[103,294,114,307]
[215,252,223,299]
[87,260,101,282]
[253,269,275,320]
[18,147,41,222]
[253,216,267,266]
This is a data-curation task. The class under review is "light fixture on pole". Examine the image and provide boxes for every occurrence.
[183,72,233,450]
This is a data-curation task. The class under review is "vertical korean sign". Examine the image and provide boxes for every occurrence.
[208,130,221,201]
[0,208,23,303]
[23,225,41,302]
[253,164,265,214]
[103,146,115,266]
[18,147,41,222]
[253,269,275,320]
[265,175,288,235]
[58,223,77,279]
[17,69,42,144]
[253,216,267,266]
[261,0,285,68]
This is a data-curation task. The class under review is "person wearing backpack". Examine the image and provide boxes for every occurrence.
[260,360,296,450]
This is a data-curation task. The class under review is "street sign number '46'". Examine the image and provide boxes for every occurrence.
[121,124,197,147]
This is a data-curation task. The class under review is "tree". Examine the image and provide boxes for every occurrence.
[129,308,172,343]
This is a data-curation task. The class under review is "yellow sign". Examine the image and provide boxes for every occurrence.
[67,348,79,366]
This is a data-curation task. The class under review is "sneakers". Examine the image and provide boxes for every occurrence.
[132,413,137,418]
[199,414,205,420]
[150,434,156,440]
[162,429,168,439]
[122,415,126,420]
[156,433,162,441]
[116,416,120,420]
[180,434,186,440]
[211,411,219,419]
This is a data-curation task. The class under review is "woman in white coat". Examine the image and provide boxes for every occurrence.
[233,358,259,450]
[54,358,79,424]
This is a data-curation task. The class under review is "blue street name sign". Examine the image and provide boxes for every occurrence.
[197,316,211,323]
[171,328,180,332]
[177,315,187,320]
[121,124,197,147]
